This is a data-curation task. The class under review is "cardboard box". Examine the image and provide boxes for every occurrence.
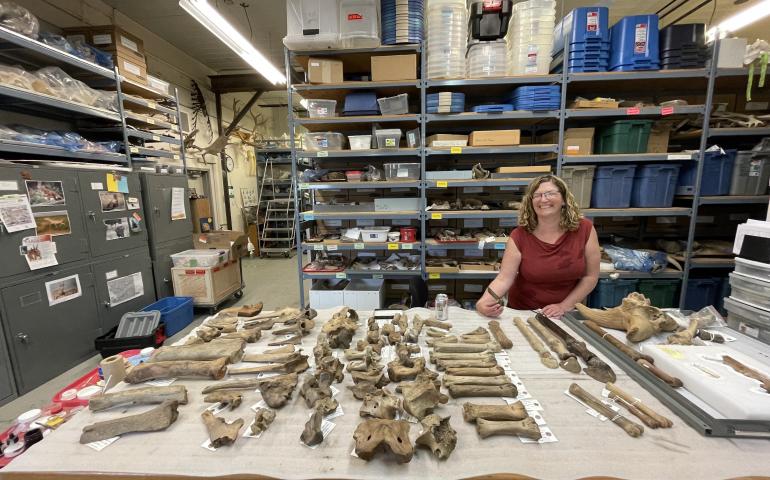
[570,98,619,109]
[426,265,460,274]
[495,166,551,175]
[115,51,147,85]
[469,129,521,146]
[65,25,145,61]
[426,134,468,147]
[193,230,248,259]
[307,57,343,84]
[190,198,212,233]
[564,128,595,155]
[647,122,671,153]
[459,262,497,271]
[371,54,417,82]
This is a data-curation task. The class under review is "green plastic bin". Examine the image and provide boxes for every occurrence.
[637,279,680,308]
[596,120,653,154]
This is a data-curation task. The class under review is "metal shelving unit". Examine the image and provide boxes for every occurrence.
[286,33,764,308]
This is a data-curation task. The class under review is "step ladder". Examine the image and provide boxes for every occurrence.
[259,197,296,257]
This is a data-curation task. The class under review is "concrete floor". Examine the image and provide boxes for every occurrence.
[0,256,302,430]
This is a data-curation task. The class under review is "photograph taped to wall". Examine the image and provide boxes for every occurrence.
[34,210,72,236]
[126,196,140,210]
[99,192,126,212]
[20,234,58,270]
[0,194,36,232]
[104,218,130,240]
[107,272,144,307]
[25,180,65,207]
[45,274,82,306]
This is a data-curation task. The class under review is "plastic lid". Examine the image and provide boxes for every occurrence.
[140,347,155,356]
[17,409,41,424]
[77,385,102,399]
[60,389,77,401]
[4,442,24,457]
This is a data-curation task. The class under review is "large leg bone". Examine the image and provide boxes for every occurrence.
[88,386,188,412]
[568,383,643,438]
[637,359,683,388]
[125,358,227,383]
[201,410,244,448]
[527,317,581,374]
[80,400,179,444]
[488,321,512,349]
[196,325,220,342]
[251,408,276,436]
[462,402,527,422]
[537,314,616,383]
[415,414,456,460]
[447,383,517,398]
[203,392,242,410]
[220,328,261,343]
[397,376,448,419]
[722,356,770,394]
[606,382,672,428]
[436,358,498,370]
[149,339,245,363]
[514,317,558,369]
[430,351,496,363]
[353,419,413,463]
[584,321,655,364]
[360,389,402,419]
[446,366,505,377]
[443,375,512,387]
[257,373,299,408]
[426,328,449,338]
[476,417,541,440]
[202,379,259,394]
[424,318,452,330]
[227,355,309,375]
[666,319,698,345]
[242,351,300,363]
[433,343,501,353]
[300,406,324,446]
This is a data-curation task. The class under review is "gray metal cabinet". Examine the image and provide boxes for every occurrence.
[151,237,194,299]
[91,248,156,331]
[0,164,89,279]
[0,311,18,406]
[1,265,100,394]
[77,171,148,258]
[140,173,192,245]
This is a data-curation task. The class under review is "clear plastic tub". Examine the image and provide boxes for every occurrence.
[303,132,345,151]
[724,297,770,345]
[306,99,337,118]
[348,135,372,150]
[729,272,770,310]
[384,163,420,180]
[346,170,363,181]
[375,129,402,149]
[171,249,228,268]
[283,0,340,50]
[339,0,380,49]
[734,257,770,283]
[360,226,391,243]
[377,93,409,115]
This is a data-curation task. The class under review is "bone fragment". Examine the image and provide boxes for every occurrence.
[426,328,449,338]
[347,382,380,400]
[436,358,498,370]
[568,383,643,438]
[202,379,259,394]
[443,375,512,387]
[202,410,244,447]
[415,415,456,460]
[257,373,299,408]
[537,314,616,383]
[445,366,506,377]
[227,355,309,375]
[196,325,220,342]
[300,372,333,409]
[220,328,261,343]
[351,370,389,388]
[268,333,303,346]
[462,402,527,422]
[300,406,324,446]
[487,321,513,349]
[203,392,242,410]
[242,351,301,364]
[360,389,402,419]
[606,382,672,428]
[264,345,295,355]
[80,400,179,444]
[527,317,581,374]
[636,359,683,388]
[398,377,448,419]
[353,419,413,463]
[88,386,188,412]
[250,408,275,436]
[150,339,245,364]
[447,384,517,398]
[514,317,559,369]
[424,318,452,330]
[476,417,541,440]
[722,356,770,394]
[584,321,655,364]
[666,318,698,345]
[433,342,501,354]
[125,358,227,383]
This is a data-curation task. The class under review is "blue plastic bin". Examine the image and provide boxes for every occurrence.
[609,15,660,70]
[676,150,735,196]
[553,7,610,56]
[588,279,639,308]
[343,91,379,116]
[684,278,719,311]
[142,296,194,337]
[591,165,637,208]
[631,164,681,207]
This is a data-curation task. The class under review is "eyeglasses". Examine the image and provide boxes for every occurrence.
[532,190,561,200]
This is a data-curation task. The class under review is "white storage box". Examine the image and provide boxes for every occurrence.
[171,260,241,306]
[729,272,770,310]
[348,135,372,150]
[310,279,348,308]
[375,129,402,148]
[343,278,384,310]
[734,257,770,283]
[384,163,420,180]
[303,132,345,151]
[374,197,420,211]
[377,94,409,115]
[425,170,473,180]
[146,75,170,96]
[724,297,770,345]
[306,99,337,118]
[339,0,380,49]
[170,249,228,268]
[360,226,390,242]
[284,0,340,50]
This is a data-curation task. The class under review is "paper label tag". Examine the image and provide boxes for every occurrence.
[105,270,118,280]
[634,23,648,54]
[317,151,329,157]
[122,60,141,76]
[86,436,119,451]
[335,272,347,279]
[146,378,176,387]
[119,35,139,53]
[626,107,640,115]
[130,146,139,153]
[401,243,413,250]
[327,245,338,251]
[661,106,674,116]
[667,154,691,160]
[313,244,324,251]
[436,181,448,188]
[146,118,155,125]
[0,181,18,191]
[428,273,441,279]
[92,33,111,45]
[91,182,104,190]
[147,101,157,109]
[354,243,365,249]
[304,214,314,221]
[450,147,462,154]
[388,243,399,250]
[431,213,443,220]
[586,11,598,31]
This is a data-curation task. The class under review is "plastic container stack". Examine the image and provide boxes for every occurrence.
[343,91,379,116]
[426,0,467,79]
[730,139,770,195]
[508,85,560,110]
[630,163,681,208]
[339,0,381,48]
[660,23,709,70]
[467,40,508,78]
[551,6,610,73]
[676,149,735,196]
[427,92,465,113]
[609,14,660,71]
[596,120,653,154]
[468,0,512,41]
[381,0,424,45]
[507,0,556,75]
[591,165,637,208]
[727,259,770,345]
[283,0,340,50]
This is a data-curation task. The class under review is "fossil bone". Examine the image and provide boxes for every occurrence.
[264,345,295,355]
[424,318,452,330]
[353,419,413,463]
[267,333,303,346]
[426,328,449,338]
[443,375,512,387]
[397,377,449,419]
[433,342,501,353]
[391,313,408,332]
[360,389,402,419]
[300,406,324,446]
[537,314,616,383]
[445,366,506,377]
[227,355,309,376]
[568,383,644,438]
[430,351,496,363]
[125,358,227,383]
[476,417,541,440]
[606,382,673,428]
[575,293,678,342]
[317,355,345,383]
[201,410,244,447]
[447,384,517,399]
[584,321,655,364]
[202,379,260,394]
[527,317,581,374]
[351,370,390,388]
[462,402,527,422]
[435,358,498,370]
[387,354,428,382]
[220,328,262,343]
[203,392,242,410]
[667,319,698,345]
[345,346,380,362]
[196,325,221,342]
[219,302,263,317]
[322,307,359,348]
[88,386,188,412]
[348,381,380,400]
[415,414,456,460]
[514,317,559,369]
[300,372,333,408]
[250,408,275,436]
[257,373,299,408]
[722,356,770,393]
[488,321,513,349]
[80,401,178,444]
[637,359,683,388]
[242,350,300,364]
[149,339,245,364]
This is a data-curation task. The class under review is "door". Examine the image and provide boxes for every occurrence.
[0,164,89,279]
[0,311,18,406]
[151,237,194,299]
[91,248,156,331]
[140,173,193,245]
[1,265,100,394]
[78,171,148,258]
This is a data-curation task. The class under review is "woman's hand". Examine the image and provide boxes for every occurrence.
[541,303,569,318]
[476,298,504,318]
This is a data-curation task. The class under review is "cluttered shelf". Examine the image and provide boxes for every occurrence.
[0,138,126,163]
[299,181,420,190]
[425,144,558,155]
[425,179,530,188]
[560,153,695,164]
[296,148,419,158]
[302,211,420,220]
[302,241,419,252]
[565,105,704,119]
[0,83,120,121]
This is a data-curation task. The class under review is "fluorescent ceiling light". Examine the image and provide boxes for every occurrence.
[707,0,770,42]
[179,0,286,85]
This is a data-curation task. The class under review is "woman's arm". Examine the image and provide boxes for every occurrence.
[476,236,522,317]
[542,226,601,318]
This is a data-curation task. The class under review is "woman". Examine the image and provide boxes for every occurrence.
[476,174,600,318]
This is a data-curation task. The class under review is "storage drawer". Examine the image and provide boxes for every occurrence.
[92,249,156,332]
[724,297,770,346]
[728,272,770,311]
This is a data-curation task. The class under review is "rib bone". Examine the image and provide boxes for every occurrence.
[88,386,188,412]
[568,383,643,438]
[80,400,179,444]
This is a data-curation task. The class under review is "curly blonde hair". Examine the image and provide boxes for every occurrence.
[518,174,582,233]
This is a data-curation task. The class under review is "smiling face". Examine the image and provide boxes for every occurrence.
[532,180,564,219]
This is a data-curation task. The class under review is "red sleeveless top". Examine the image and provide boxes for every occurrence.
[507,218,593,310]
